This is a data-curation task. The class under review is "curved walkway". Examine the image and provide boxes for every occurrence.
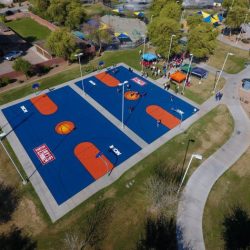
[177,65,250,250]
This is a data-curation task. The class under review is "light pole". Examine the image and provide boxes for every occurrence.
[177,153,203,194]
[166,34,176,69]
[236,13,248,44]
[150,14,154,23]
[0,136,27,185]
[75,53,85,95]
[181,139,195,179]
[180,9,185,22]
[213,52,234,93]
[182,53,193,94]
[141,35,146,73]
[230,0,235,9]
[118,80,129,129]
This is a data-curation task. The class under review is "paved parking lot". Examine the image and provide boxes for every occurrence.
[0,30,47,75]
[0,46,47,75]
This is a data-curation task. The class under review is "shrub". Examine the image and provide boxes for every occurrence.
[0,77,10,88]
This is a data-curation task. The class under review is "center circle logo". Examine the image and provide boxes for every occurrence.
[55,121,75,135]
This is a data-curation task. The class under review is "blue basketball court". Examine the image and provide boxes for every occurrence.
[2,86,141,204]
[75,66,198,143]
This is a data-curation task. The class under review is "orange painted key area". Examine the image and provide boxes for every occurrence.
[95,72,120,87]
[31,94,58,115]
[146,105,180,129]
[74,142,113,180]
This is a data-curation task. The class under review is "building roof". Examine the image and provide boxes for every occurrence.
[101,15,146,42]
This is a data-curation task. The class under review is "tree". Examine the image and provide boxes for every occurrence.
[12,58,32,79]
[47,0,68,25]
[222,0,249,9]
[47,0,86,29]
[63,200,114,250]
[145,164,179,215]
[225,6,250,30]
[222,206,250,250]
[84,16,112,55]
[0,226,37,250]
[0,182,19,224]
[31,0,50,18]
[150,0,181,17]
[148,17,181,57]
[46,28,77,60]
[0,15,6,23]
[159,2,182,22]
[186,14,203,29]
[187,23,218,59]
[65,1,86,29]
[137,215,177,250]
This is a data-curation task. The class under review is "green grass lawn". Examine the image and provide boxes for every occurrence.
[0,47,142,106]
[7,18,51,42]
[170,73,226,105]
[208,40,249,74]
[83,3,112,17]
[0,104,234,249]
[203,147,250,250]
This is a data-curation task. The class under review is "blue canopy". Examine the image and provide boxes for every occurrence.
[99,61,104,66]
[115,32,131,40]
[73,31,85,40]
[191,67,208,78]
[142,53,157,62]
[32,83,40,89]
[87,19,99,28]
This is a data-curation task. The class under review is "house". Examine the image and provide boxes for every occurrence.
[0,0,13,4]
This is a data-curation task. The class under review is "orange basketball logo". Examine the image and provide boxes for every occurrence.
[55,121,75,135]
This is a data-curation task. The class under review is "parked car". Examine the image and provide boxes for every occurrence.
[4,50,23,61]
[5,10,14,16]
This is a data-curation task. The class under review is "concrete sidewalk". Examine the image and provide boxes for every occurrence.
[177,66,250,250]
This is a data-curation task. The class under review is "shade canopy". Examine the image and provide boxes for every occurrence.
[170,71,186,83]
[181,64,193,73]
[86,20,109,30]
[191,67,208,78]
[115,32,131,40]
[32,83,40,89]
[73,31,85,40]
[197,11,223,25]
[112,8,124,14]
[98,61,105,66]
[142,53,157,61]
[134,11,144,17]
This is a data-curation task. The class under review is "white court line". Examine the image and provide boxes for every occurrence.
[89,80,96,86]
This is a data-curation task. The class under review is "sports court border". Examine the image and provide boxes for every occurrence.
[0,63,202,222]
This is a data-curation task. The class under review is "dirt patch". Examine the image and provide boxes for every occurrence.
[231,147,250,177]
[0,198,46,235]
[200,106,233,151]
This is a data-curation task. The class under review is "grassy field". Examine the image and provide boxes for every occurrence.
[0,45,221,106]
[170,72,226,104]
[208,40,249,74]
[0,105,234,249]
[7,18,51,42]
[203,147,250,250]
[0,47,143,106]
